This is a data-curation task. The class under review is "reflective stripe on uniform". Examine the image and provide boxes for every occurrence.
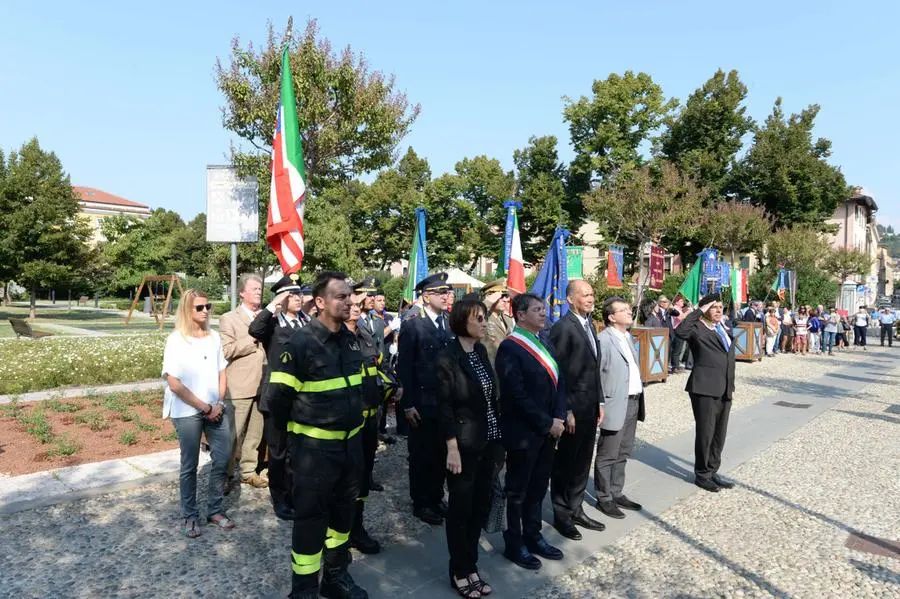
[362,365,378,377]
[287,421,364,440]
[362,407,378,418]
[270,372,363,393]
[324,527,350,549]
[291,549,322,575]
[357,495,368,502]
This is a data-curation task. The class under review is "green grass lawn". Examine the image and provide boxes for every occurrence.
[1,304,176,335]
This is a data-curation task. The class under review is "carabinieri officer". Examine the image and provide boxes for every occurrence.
[266,271,369,599]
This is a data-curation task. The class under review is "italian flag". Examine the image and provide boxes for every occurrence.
[731,267,748,305]
[506,207,526,295]
[266,46,306,274]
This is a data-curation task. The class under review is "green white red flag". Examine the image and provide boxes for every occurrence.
[266,46,306,274]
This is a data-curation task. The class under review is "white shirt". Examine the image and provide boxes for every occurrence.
[854,313,870,327]
[423,306,443,329]
[574,312,597,354]
[608,327,643,396]
[161,330,227,419]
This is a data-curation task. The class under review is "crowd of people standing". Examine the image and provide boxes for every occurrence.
[161,270,852,598]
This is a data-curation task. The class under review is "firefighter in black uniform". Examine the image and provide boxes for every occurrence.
[267,271,368,599]
[249,272,311,521]
[398,272,455,525]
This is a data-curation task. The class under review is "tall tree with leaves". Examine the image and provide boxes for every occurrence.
[823,247,872,303]
[696,201,772,265]
[513,135,576,263]
[730,98,848,227]
[657,69,754,196]
[584,159,705,306]
[0,138,94,317]
[215,18,420,273]
[564,71,677,190]
[452,155,516,270]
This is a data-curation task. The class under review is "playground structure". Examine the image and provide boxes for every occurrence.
[125,275,184,330]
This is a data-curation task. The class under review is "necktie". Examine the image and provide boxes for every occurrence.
[290,319,298,330]
[584,319,597,356]
[715,324,730,351]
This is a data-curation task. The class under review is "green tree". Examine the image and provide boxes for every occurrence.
[657,69,754,196]
[696,201,772,266]
[513,136,574,263]
[730,98,848,227]
[0,138,95,317]
[215,17,420,274]
[584,159,705,306]
[98,209,189,295]
[564,71,677,188]
[452,155,515,269]
[822,247,872,304]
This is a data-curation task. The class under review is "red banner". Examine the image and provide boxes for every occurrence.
[649,245,664,291]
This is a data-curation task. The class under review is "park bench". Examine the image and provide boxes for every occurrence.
[78,295,90,306]
[9,318,53,340]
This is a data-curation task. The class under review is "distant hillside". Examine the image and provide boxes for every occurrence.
[878,224,900,261]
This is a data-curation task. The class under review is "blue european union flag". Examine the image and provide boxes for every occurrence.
[530,226,570,327]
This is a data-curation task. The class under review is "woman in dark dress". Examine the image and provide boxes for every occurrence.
[436,296,504,598]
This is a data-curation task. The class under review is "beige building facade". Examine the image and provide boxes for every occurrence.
[74,185,151,243]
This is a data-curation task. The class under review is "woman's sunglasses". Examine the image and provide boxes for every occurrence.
[194,303,213,312]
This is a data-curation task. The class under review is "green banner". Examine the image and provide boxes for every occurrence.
[566,246,583,280]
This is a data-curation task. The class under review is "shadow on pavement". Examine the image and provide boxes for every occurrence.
[834,409,900,425]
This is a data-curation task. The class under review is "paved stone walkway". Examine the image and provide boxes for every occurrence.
[0,348,898,598]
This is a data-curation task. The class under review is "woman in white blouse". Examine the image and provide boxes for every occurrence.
[162,289,232,537]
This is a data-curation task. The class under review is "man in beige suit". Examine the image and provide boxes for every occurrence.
[220,273,268,488]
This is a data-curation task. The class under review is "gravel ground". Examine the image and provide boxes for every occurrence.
[532,349,900,599]
[0,347,893,598]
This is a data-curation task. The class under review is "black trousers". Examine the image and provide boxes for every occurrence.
[881,325,893,346]
[854,325,867,346]
[689,393,732,481]
[263,413,292,514]
[504,437,555,550]
[446,441,504,577]
[408,416,446,510]
[550,409,597,524]
[289,433,362,594]
[358,410,379,501]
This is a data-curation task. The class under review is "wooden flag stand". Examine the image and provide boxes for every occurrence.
[125,275,184,331]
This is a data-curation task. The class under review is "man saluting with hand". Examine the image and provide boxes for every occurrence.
[674,292,736,493]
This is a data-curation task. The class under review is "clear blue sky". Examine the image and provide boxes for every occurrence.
[2,1,898,228]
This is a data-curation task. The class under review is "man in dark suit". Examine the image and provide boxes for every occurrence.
[496,293,567,570]
[249,273,311,520]
[741,300,763,323]
[674,292,737,493]
[547,280,606,540]
[398,272,455,525]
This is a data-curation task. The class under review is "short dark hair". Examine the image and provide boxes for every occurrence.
[603,296,628,325]
[448,296,487,337]
[511,293,543,322]
[312,271,348,300]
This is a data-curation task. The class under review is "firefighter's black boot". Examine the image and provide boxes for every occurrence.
[349,502,381,555]
[320,548,368,599]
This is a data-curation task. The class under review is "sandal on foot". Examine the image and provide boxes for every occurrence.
[182,519,201,538]
[468,573,492,596]
[450,576,481,599]
[207,514,236,530]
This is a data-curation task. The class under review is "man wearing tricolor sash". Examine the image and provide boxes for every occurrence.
[496,293,568,571]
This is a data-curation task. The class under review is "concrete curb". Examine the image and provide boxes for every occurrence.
[0,448,210,516]
[0,380,165,405]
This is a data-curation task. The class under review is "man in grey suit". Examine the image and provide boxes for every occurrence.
[594,297,646,519]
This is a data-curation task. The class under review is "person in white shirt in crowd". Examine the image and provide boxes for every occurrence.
[162,289,232,538]
[593,297,646,519]
[878,308,896,347]
[853,306,870,351]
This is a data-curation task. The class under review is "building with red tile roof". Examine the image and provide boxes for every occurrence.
[73,185,151,242]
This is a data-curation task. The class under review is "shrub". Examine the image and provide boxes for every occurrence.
[19,408,53,444]
[118,430,138,446]
[47,435,81,457]
[74,411,111,432]
[46,398,82,413]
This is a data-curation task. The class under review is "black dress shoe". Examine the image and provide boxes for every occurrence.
[369,479,384,492]
[436,499,449,516]
[597,500,625,519]
[503,546,541,570]
[711,475,734,489]
[525,537,563,560]
[614,495,642,511]
[413,506,444,525]
[274,507,296,521]
[695,478,720,493]
[553,519,582,540]
[349,527,382,554]
[378,433,397,445]
[573,513,606,531]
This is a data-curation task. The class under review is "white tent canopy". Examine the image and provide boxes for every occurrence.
[445,267,484,289]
